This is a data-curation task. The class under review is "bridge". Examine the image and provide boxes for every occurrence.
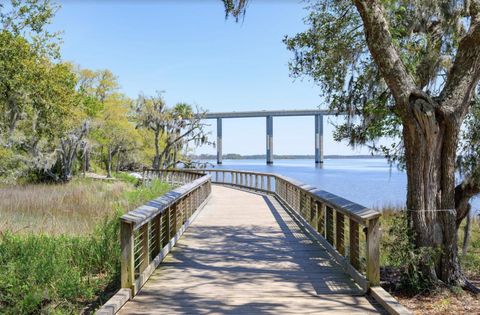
[97,169,409,315]
[202,109,341,165]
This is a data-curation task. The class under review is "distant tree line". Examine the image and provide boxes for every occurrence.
[0,1,211,183]
[190,153,385,160]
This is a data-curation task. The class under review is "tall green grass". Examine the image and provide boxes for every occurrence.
[0,179,171,314]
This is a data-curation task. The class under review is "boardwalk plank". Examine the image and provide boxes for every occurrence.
[119,185,384,314]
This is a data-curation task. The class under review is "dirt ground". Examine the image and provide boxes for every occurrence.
[382,268,480,314]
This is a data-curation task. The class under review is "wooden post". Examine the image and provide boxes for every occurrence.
[120,221,135,292]
[152,214,161,257]
[268,176,272,192]
[326,206,334,245]
[349,218,360,270]
[366,218,380,286]
[164,207,171,247]
[317,202,326,236]
[139,223,150,273]
[336,212,345,256]
[310,197,318,229]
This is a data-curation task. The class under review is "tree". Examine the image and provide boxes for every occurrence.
[160,103,211,168]
[224,0,480,291]
[135,92,169,170]
[92,94,139,177]
[135,93,211,169]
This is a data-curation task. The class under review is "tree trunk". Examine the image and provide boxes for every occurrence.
[107,146,113,178]
[462,208,472,257]
[403,97,464,285]
[153,130,160,170]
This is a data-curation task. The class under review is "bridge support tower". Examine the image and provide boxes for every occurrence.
[315,114,324,163]
[217,118,222,164]
[266,116,273,164]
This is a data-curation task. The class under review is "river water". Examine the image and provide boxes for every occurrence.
[198,158,480,213]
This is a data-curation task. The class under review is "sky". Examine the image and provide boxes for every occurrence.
[52,0,378,156]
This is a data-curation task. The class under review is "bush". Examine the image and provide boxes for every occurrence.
[113,172,140,186]
[382,212,441,293]
[123,179,171,206]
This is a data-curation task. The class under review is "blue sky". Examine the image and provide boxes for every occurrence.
[53,0,376,155]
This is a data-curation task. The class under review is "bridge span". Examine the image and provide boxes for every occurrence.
[202,109,343,165]
[97,169,410,315]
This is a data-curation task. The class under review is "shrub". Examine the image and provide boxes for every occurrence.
[382,212,441,293]
[113,172,140,186]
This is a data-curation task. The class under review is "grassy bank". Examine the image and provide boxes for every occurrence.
[0,176,171,314]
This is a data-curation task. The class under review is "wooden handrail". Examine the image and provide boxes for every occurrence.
[120,171,211,296]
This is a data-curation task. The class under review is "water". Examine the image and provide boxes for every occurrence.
[198,158,480,213]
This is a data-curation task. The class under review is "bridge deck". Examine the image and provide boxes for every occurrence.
[119,185,383,314]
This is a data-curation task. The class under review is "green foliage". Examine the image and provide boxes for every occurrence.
[283,0,474,164]
[458,218,480,275]
[114,172,140,186]
[123,179,171,206]
[0,228,115,314]
[382,212,442,293]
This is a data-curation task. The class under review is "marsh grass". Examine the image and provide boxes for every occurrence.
[0,176,169,236]
[0,177,171,314]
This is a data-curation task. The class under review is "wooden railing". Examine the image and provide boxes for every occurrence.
[120,171,211,296]
[128,168,381,291]
[198,168,381,290]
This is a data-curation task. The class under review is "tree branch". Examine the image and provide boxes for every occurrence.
[352,0,417,110]
[455,173,480,226]
[440,0,480,116]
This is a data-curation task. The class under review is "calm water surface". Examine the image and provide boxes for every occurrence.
[199,158,480,213]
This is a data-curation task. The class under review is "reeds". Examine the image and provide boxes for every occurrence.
[0,179,131,235]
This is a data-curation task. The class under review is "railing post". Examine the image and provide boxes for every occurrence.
[366,218,380,286]
[317,202,326,236]
[164,207,171,247]
[336,212,345,256]
[152,214,161,257]
[310,197,318,229]
[349,218,360,270]
[139,223,150,273]
[268,176,272,192]
[120,221,135,293]
[326,206,334,245]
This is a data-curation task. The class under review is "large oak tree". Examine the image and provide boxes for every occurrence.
[223,0,480,291]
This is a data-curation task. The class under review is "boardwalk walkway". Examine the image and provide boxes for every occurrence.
[118,185,383,314]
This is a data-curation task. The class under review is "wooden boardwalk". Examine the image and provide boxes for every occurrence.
[119,185,384,314]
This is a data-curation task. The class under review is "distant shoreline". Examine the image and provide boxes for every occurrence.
[189,154,385,160]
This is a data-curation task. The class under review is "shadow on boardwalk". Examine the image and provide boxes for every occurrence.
[119,185,384,314]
